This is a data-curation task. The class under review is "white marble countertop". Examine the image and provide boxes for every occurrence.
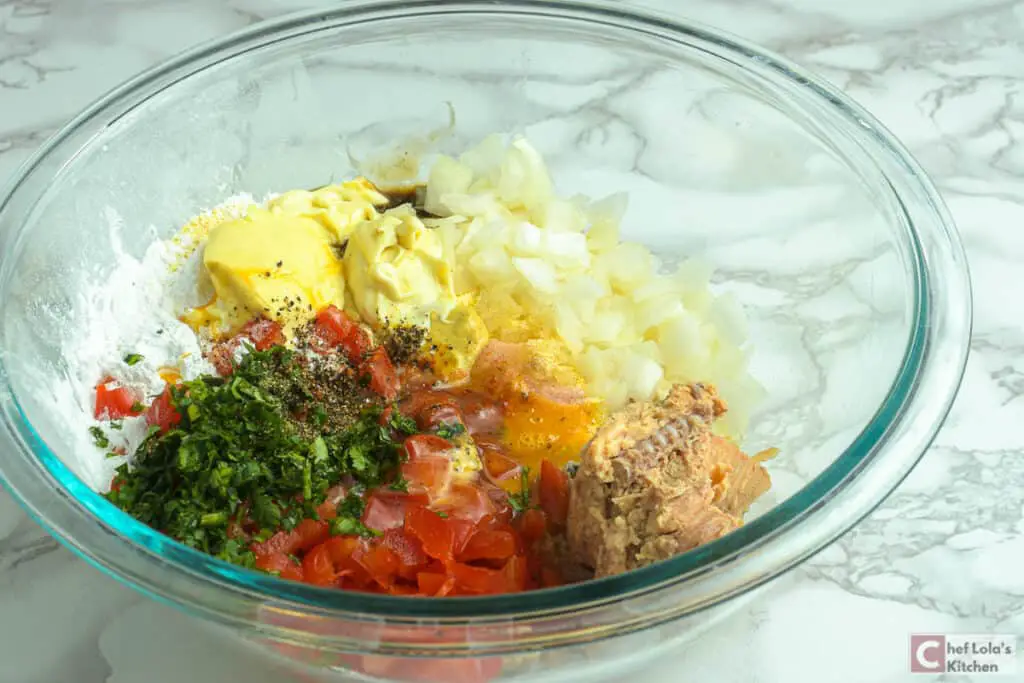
[1,1,1023,682]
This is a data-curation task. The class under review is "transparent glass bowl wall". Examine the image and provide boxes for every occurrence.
[0,2,970,682]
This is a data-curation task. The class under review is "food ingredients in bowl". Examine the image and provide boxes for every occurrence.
[85,135,772,595]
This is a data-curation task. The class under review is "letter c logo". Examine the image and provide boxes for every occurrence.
[916,640,942,669]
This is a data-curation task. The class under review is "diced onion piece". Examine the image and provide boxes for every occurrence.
[424,156,474,216]
[512,257,559,294]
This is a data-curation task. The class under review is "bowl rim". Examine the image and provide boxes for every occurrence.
[0,0,972,628]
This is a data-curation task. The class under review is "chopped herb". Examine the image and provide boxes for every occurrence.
[329,493,378,537]
[109,420,123,431]
[436,421,466,440]
[89,426,109,449]
[105,346,408,562]
[330,516,380,538]
[123,353,144,366]
[105,451,122,459]
[130,401,145,413]
[389,475,409,492]
[508,466,533,514]
[389,411,418,436]
[436,511,449,519]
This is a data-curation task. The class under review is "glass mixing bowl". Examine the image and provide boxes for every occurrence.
[0,1,971,681]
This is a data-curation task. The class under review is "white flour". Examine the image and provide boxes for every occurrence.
[55,195,255,491]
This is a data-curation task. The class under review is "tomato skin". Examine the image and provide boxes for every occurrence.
[94,378,142,420]
[538,459,570,528]
[145,386,181,433]
[242,318,285,351]
[362,347,400,400]
[315,305,371,362]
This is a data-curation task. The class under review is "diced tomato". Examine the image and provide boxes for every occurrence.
[405,506,456,563]
[362,491,429,532]
[255,552,305,582]
[419,402,465,433]
[207,342,237,376]
[242,318,285,351]
[437,483,495,524]
[417,571,455,597]
[517,508,547,546]
[403,434,454,461]
[480,444,520,481]
[381,528,430,579]
[94,377,142,420]
[322,536,372,586]
[354,544,401,589]
[362,347,399,400]
[538,459,570,528]
[315,499,339,521]
[449,562,507,595]
[145,386,181,434]
[251,518,328,558]
[459,529,517,563]
[480,485,514,525]
[315,305,371,362]
[401,456,451,498]
[503,555,529,592]
[400,390,460,431]
[453,391,504,435]
[302,543,337,586]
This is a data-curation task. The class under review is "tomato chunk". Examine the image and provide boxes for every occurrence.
[381,528,430,579]
[302,543,337,586]
[437,483,495,524]
[401,456,451,498]
[362,347,400,400]
[517,509,547,546]
[242,318,285,351]
[416,571,455,597]
[145,386,181,434]
[354,544,401,589]
[405,506,456,563]
[459,529,517,563]
[315,305,371,362]
[94,378,142,420]
[538,459,570,528]
[362,491,429,532]
[403,434,453,461]
[252,518,328,558]
[255,552,305,582]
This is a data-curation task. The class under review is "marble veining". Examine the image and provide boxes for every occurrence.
[1,1,1023,682]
